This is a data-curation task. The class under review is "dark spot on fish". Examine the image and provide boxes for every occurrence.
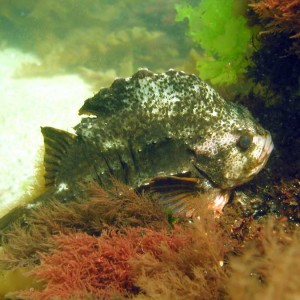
[117,153,130,184]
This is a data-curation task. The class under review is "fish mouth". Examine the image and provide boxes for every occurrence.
[248,130,274,177]
[257,131,274,165]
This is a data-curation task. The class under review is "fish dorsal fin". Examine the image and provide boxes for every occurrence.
[139,175,202,215]
[41,126,76,187]
[78,69,155,117]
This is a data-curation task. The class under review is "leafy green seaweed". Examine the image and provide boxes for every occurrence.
[175,0,252,85]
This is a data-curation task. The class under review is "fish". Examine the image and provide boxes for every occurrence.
[0,69,273,229]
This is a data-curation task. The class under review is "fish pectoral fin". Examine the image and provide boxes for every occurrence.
[148,175,199,192]
[41,126,76,187]
[140,175,230,217]
[141,175,201,215]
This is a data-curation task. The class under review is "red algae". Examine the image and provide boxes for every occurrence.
[1,182,300,300]
[250,0,300,55]
[18,227,191,300]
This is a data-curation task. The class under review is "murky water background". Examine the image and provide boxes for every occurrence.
[0,1,192,215]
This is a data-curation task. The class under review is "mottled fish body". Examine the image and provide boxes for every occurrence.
[0,69,273,229]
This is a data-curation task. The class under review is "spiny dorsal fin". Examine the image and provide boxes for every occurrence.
[78,69,154,117]
[41,126,76,187]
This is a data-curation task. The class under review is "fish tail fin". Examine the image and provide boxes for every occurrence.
[41,126,76,187]
[0,187,56,234]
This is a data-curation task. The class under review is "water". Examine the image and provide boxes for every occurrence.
[0,0,189,215]
[0,1,299,299]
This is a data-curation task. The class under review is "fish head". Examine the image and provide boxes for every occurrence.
[191,104,274,189]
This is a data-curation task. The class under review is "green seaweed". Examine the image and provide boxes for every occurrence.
[175,0,253,85]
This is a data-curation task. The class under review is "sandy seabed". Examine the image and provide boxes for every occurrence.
[0,48,92,217]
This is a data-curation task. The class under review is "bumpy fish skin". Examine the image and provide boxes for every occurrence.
[0,69,274,231]
[57,68,272,193]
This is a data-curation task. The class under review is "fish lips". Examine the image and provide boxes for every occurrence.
[248,130,274,178]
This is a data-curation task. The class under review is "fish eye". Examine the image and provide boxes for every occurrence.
[237,134,252,150]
